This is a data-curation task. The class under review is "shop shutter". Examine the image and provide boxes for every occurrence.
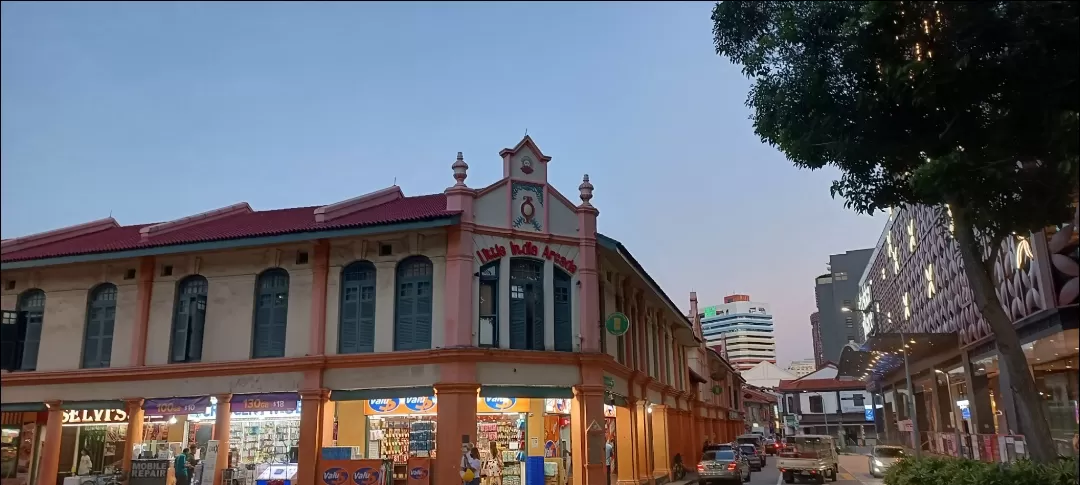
[82,284,117,369]
[172,276,208,363]
[509,259,544,350]
[394,256,433,351]
[340,261,377,353]
[253,269,289,358]
[553,270,572,352]
[17,289,45,371]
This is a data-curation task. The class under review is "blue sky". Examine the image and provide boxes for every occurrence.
[0,1,885,366]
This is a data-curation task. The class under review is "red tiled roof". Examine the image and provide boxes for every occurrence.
[776,378,867,392]
[1,194,455,263]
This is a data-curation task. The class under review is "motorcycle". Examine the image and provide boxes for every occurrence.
[671,453,686,481]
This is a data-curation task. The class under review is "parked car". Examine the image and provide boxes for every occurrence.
[697,448,751,484]
[736,434,768,467]
[738,444,764,470]
[868,445,907,478]
[704,443,735,453]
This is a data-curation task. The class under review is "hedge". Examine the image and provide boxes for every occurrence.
[883,456,1078,485]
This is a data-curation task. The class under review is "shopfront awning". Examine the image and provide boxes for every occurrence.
[0,402,46,412]
[478,386,573,399]
[836,332,959,382]
[330,386,435,401]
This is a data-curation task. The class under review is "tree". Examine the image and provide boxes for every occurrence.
[712,0,1078,462]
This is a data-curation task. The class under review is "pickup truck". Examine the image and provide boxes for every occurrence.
[776,435,839,484]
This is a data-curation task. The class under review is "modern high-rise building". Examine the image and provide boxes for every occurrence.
[813,249,874,365]
[810,312,824,367]
[700,294,776,371]
[786,359,817,378]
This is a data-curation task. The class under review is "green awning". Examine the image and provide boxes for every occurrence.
[1,403,46,412]
[330,387,434,402]
[63,400,126,410]
[478,386,573,399]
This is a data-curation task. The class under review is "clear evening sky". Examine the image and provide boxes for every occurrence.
[0,1,885,367]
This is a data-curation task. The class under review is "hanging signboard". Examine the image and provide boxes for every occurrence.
[143,397,211,416]
[605,312,630,337]
[62,409,128,424]
[230,393,299,412]
[129,460,169,485]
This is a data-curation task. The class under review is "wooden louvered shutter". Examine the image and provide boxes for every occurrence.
[553,271,572,352]
[253,270,289,358]
[83,284,117,369]
[509,282,527,350]
[172,296,190,362]
[17,290,45,371]
[394,257,433,351]
[340,262,376,353]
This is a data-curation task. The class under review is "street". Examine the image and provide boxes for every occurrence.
[684,455,868,485]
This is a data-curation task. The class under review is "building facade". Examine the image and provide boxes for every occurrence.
[809,312,825,367]
[851,204,1078,458]
[776,366,874,445]
[785,359,816,378]
[740,386,779,436]
[699,295,776,371]
[813,249,873,365]
[0,137,746,485]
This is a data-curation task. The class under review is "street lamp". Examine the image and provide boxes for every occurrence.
[843,304,922,458]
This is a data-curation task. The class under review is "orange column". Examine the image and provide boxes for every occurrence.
[297,390,327,485]
[614,405,635,485]
[38,401,63,485]
[309,240,330,356]
[212,394,232,485]
[651,405,670,478]
[122,399,145,478]
[130,256,155,366]
[434,383,479,483]
[570,384,606,485]
[632,400,649,483]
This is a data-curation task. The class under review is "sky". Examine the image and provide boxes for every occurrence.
[0,1,886,367]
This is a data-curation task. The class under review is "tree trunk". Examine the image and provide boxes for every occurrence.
[950,206,1058,463]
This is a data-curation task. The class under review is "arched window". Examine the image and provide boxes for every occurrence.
[171,275,208,363]
[553,269,573,352]
[253,268,289,358]
[509,258,544,351]
[339,261,377,354]
[83,284,117,369]
[478,261,499,347]
[393,256,433,351]
[16,289,46,371]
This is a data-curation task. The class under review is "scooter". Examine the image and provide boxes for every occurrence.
[671,453,686,481]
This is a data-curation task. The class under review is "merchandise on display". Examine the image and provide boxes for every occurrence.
[368,416,437,464]
[229,419,300,465]
[476,414,525,485]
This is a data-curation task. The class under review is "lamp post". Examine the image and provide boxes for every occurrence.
[843,304,922,458]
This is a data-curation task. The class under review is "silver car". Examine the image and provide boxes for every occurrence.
[868,445,908,478]
[697,449,751,484]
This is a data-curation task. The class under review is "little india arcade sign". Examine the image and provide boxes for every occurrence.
[476,240,577,274]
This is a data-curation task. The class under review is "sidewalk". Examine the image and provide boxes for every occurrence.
[667,472,698,485]
[838,454,883,485]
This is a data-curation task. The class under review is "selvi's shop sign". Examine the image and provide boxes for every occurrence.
[475,240,577,274]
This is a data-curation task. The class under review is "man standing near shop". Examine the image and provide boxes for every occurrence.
[174,448,190,485]
[605,438,615,485]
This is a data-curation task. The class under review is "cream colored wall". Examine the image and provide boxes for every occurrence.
[474,183,508,228]
[323,364,440,390]
[474,362,580,387]
[324,231,447,353]
[1,262,139,371]
[148,244,315,364]
[547,197,578,237]
[0,371,306,403]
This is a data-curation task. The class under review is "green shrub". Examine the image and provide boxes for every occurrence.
[883,456,1078,485]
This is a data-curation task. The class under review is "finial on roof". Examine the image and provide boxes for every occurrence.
[578,174,594,206]
[452,151,469,186]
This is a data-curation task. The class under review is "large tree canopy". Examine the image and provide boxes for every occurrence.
[713,0,1077,462]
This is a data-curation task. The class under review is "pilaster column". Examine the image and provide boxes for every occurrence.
[38,401,63,485]
[212,394,232,485]
[131,256,155,366]
[444,165,477,348]
[122,399,145,479]
[575,183,600,353]
[651,405,671,478]
[434,383,479,483]
[297,390,328,485]
[570,384,607,485]
[634,400,651,483]
[309,240,330,356]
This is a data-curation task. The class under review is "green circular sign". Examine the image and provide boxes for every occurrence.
[605,312,630,336]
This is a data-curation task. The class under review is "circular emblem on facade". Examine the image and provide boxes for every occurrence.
[520,157,534,174]
[605,312,630,336]
[520,196,536,222]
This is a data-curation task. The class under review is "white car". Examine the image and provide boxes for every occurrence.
[868,445,908,478]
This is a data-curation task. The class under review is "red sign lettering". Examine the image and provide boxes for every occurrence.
[475,241,577,274]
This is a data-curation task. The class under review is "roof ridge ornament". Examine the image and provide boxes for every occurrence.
[578,174,594,207]
[452,151,469,187]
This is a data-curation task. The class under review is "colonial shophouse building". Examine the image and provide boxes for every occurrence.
[0,137,744,485]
